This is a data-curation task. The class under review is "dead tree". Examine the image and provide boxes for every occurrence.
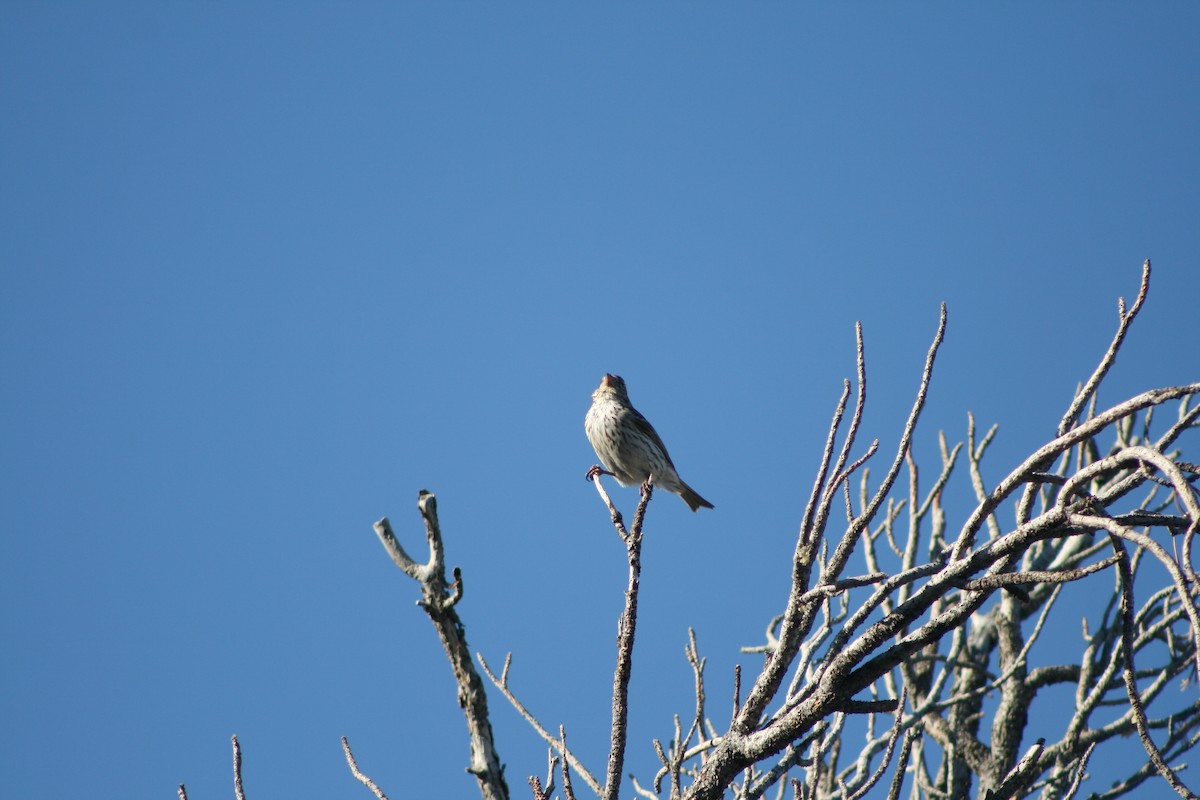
[371,261,1200,800]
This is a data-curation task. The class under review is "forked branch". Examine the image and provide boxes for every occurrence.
[373,492,508,800]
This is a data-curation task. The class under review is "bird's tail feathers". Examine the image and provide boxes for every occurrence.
[679,483,714,512]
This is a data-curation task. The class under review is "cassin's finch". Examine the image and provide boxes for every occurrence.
[585,374,713,512]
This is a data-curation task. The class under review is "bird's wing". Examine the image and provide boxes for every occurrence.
[628,407,677,469]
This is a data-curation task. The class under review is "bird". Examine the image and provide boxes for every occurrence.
[584,373,713,512]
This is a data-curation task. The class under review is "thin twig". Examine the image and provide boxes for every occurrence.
[560,728,578,800]
[605,481,652,800]
[477,653,603,795]
[588,471,630,541]
[884,730,917,800]
[341,737,390,800]
[1061,742,1097,800]
[845,689,908,800]
[1058,260,1152,437]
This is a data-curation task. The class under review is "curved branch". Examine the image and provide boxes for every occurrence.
[342,737,391,800]
[1058,259,1152,437]
[1107,535,1198,800]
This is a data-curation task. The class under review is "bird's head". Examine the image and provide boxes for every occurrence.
[595,373,630,402]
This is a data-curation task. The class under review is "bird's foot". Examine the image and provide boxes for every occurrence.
[586,465,614,482]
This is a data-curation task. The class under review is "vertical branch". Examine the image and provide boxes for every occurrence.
[605,482,653,800]
[561,728,579,800]
[884,730,917,800]
[965,414,1001,541]
[1107,535,1198,800]
[827,303,947,579]
[232,734,246,800]
[372,492,508,800]
[805,322,869,552]
[735,333,864,738]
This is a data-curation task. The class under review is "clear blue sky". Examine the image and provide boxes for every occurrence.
[2,5,1197,799]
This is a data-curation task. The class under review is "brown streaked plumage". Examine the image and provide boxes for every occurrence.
[584,374,713,512]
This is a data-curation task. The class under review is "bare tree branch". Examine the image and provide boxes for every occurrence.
[603,480,653,800]
[232,734,245,800]
[560,727,579,800]
[359,265,1197,800]
[478,653,603,796]
[373,491,508,800]
[342,736,390,800]
[1057,259,1152,437]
